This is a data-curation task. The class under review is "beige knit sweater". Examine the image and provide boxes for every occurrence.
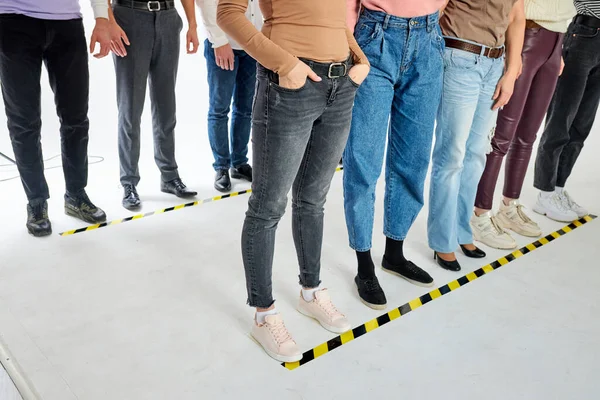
[525,0,577,32]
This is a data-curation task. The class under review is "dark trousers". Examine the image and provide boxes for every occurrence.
[242,62,357,308]
[203,39,256,171]
[475,27,563,210]
[113,4,182,186]
[534,18,600,191]
[0,14,89,202]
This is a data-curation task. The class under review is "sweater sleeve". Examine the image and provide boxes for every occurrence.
[217,0,298,75]
[90,0,109,19]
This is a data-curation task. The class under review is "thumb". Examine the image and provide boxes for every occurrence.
[492,84,501,100]
[307,68,321,82]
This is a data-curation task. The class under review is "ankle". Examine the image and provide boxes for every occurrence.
[384,237,406,265]
[436,252,456,261]
[301,287,320,302]
[356,250,375,278]
[255,305,277,324]
[502,197,516,206]
[474,207,490,217]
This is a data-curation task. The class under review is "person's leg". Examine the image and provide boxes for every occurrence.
[44,18,106,224]
[0,15,46,203]
[533,22,596,192]
[342,12,395,279]
[113,6,153,189]
[504,30,562,201]
[149,10,180,182]
[457,57,505,249]
[475,28,544,213]
[204,39,236,171]
[242,67,325,310]
[382,15,443,286]
[230,49,256,171]
[0,14,51,236]
[428,48,481,260]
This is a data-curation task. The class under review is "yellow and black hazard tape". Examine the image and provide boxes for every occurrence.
[282,214,597,371]
[60,167,345,236]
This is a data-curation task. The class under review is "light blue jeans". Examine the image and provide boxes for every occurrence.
[343,9,444,252]
[428,45,505,253]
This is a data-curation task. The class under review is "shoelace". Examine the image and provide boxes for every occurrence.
[363,278,381,293]
[317,297,343,318]
[561,191,580,209]
[268,320,294,345]
[172,178,186,190]
[551,193,571,212]
[124,185,137,198]
[31,202,47,221]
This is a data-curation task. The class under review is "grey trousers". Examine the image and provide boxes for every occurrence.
[113,4,182,186]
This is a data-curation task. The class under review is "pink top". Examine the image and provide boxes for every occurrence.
[347,0,447,30]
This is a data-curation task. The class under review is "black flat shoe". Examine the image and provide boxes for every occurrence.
[214,169,231,192]
[460,244,486,258]
[161,178,197,198]
[122,184,141,210]
[230,164,252,182]
[433,252,461,272]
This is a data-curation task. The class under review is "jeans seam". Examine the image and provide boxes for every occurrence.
[293,131,313,287]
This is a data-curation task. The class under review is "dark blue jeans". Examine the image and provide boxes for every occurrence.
[204,39,255,171]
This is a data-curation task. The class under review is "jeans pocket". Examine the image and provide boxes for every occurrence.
[450,49,478,70]
[355,21,382,49]
[571,23,599,38]
[347,75,361,88]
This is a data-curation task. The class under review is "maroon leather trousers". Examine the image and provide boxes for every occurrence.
[475,27,564,210]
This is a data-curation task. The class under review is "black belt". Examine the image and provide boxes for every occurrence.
[574,14,600,30]
[299,58,351,78]
[114,0,175,11]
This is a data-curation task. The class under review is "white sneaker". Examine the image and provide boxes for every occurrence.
[251,313,302,363]
[533,192,578,222]
[297,289,351,334]
[496,199,542,237]
[470,211,517,250]
[560,191,588,218]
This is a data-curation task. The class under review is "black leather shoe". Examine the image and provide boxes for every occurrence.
[122,184,141,210]
[433,252,461,272]
[65,191,107,224]
[214,169,231,192]
[230,164,252,182]
[382,256,434,287]
[460,244,486,258]
[26,201,52,237]
[355,275,387,310]
[161,178,197,198]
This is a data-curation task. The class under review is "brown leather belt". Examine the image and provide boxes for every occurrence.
[525,20,542,30]
[444,38,505,59]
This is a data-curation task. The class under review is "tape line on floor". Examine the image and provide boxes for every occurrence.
[282,214,597,371]
[60,167,344,236]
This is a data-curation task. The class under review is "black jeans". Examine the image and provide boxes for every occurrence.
[0,14,89,202]
[534,17,600,191]
[242,61,358,308]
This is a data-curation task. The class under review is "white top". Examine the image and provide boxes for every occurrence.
[524,0,576,33]
[196,0,263,50]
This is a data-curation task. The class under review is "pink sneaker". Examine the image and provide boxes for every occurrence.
[297,289,351,333]
[251,314,302,363]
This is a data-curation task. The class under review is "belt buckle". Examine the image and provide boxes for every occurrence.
[328,62,347,78]
[147,1,161,11]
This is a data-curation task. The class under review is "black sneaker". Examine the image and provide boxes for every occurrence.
[64,191,107,224]
[230,164,252,182]
[355,275,387,310]
[161,178,197,198]
[214,169,231,192]
[26,201,52,237]
[122,184,141,210]
[382,256,434,287]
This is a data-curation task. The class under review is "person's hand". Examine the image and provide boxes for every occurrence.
[214,44,234,70]
[348,63,370,86]
[90,18,111,59]
[109,21,130,57]
[492,71,518,110]
[186,27,199,54]
[559,56,565,76]
[279,61,321,89]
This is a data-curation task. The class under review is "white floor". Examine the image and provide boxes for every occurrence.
[1,5,599,400]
